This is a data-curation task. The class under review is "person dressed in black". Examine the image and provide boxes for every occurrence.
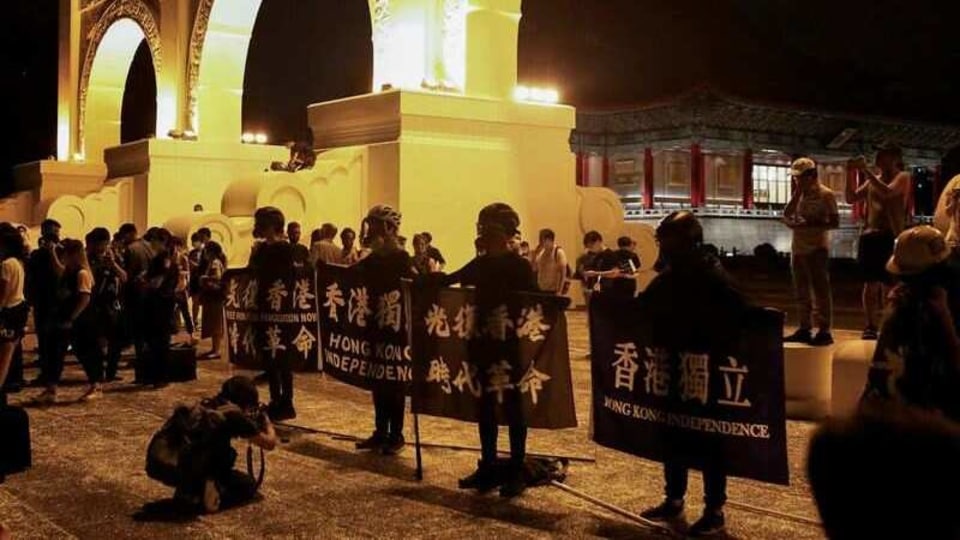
[287,222,310,268]
[444,203,538,498]
[638,211,748,537]
[421,232,446,271]
[141,229,178,388]
[155,376,277,514]
[248,207,297,421]
[586,236,642,300]
[32,239,96,404]
[24,219,62,386]
[351,205,413,455]
[86,228,127,383]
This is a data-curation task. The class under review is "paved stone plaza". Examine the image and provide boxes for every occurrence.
[1,312,827,539]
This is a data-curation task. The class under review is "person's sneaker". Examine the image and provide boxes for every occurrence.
[458,461,501,493]
[79,386,103,402]
[499,467,527,498]
[810,331,834,347]
[270,402,297,422]
[688,509,725,537]
[381,435,406,455]
[201,479,221,514]
[355,432,386,451]
[862,326,879,340]
[784,328,813,344]
[640,498,685,521]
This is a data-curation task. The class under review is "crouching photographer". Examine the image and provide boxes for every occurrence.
[146,376,277,514]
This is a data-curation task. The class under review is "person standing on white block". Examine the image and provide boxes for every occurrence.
[783,158,840,347]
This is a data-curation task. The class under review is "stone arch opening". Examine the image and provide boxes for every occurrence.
[82,18,159,161]
[120,40,158,145]
[241,1,373,145]
[189,0,376,143]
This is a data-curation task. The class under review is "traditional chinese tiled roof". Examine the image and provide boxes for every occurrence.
[573,89,960,163]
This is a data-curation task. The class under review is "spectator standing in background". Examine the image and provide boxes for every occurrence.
[532,228,569,295]
[310,223,341,266]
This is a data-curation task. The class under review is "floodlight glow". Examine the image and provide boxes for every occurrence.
[241,132,255,144]
[514,86,559,104]
[255,133,268,144]
[514,86,532,101]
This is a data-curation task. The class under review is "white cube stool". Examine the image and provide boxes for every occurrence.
[784,342,834,420]
[830,340,877,419]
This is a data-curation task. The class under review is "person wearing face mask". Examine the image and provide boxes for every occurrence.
[350,205,413,455]
[248,207,297,421]
[637,211,750,537]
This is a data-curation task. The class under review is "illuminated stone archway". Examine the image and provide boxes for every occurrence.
[185,0,515,143]
[78,0,161,161]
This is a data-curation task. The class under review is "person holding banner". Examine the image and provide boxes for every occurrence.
[637,210,749,537]
[352,205,413,455]
[249,207,298,421]
[442,203,538,498]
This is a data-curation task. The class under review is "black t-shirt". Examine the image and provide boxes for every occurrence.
[447,252,537,312]
[638,255,747,354]
[354,248,414,284]
[291,244,310,268]
[249,241,295,284]
[613,249,641,274]
[26,247,59,309]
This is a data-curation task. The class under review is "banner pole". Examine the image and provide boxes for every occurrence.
[549,481,676,537]
[401,279,424,481]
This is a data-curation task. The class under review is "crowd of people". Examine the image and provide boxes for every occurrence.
[4,141,960,536]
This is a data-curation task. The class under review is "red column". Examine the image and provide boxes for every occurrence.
[575,152,584,186]
[847,166,864,222]
[602,154,610,187]
[643,148,655,209]
[690,143,704,207]
[742,149,754,210]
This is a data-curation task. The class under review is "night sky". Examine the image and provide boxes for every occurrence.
[5,0,960,192]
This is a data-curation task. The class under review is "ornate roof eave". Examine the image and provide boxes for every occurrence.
[575,89,960,156]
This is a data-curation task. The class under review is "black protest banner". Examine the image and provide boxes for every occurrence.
[589,296,789,485]
[316,264,411,392]
[222,268,321,372]
[408,286,577,430]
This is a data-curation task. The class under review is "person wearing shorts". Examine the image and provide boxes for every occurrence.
[847,144,911,340]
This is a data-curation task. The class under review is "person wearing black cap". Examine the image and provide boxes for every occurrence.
[846,143,911,340]
[443,203,538,498]
[638,211,749,537]
[249,207,297,420]
[351,204,413,455]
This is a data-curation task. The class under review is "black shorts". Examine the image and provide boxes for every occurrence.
[857,230,896,283]
[0,302,30,343]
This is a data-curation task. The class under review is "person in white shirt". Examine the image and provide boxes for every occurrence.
[532,228,569,295]
[0,224,30,396]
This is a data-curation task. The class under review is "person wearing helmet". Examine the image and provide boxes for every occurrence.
[249,207,298,421]
[638,210,749,537]
[863,226,960,421]
[442,203,538,498]
[351,204,414,455]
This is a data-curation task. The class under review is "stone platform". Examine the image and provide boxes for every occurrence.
[1,312,826,539]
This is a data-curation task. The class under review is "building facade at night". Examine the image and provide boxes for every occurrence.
[571,89,960,256]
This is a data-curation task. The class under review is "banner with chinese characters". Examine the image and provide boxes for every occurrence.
[316,264,411,392]
[589,297,789,485]
[408,286,577,430]
[222,268,321,372]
